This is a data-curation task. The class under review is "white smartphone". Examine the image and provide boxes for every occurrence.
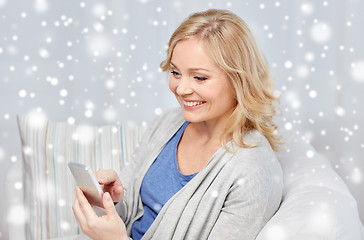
[68,161,104,209]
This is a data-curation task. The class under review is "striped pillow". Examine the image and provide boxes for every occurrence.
[17,113,144,239]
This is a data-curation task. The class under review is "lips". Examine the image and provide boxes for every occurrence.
[182,100,206,107]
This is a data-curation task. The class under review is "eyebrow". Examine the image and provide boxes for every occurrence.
[170,62,211,72]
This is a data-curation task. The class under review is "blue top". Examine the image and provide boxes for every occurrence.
[131,121,197,239]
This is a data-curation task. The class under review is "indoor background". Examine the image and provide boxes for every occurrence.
[0,0,363,239]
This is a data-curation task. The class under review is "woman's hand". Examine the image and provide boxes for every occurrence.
[72,187,129,240]
[95,169,124,203]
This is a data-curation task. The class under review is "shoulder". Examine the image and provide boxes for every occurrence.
[141,107,184,142]
[229,130,277,164]
[222,130,283,212]
[149,107,183,129]
[225,129,283,188]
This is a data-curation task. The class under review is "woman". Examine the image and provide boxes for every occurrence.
[73,9,283,240]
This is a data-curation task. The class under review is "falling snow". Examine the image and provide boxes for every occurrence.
[7,205,27,225]
[306,150,315,158]
[301,3,314,15]
[351,61,364,82]
[0,0,363,239]
[310,22,332,44]
[0,146,5,161]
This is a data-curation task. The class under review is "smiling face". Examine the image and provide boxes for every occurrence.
[169,37,237,126]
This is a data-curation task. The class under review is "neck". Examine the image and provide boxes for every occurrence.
[188,119,231,145]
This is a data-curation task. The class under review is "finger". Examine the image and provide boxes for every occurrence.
[95,170,123,202]
[103,183,123,203]
[72,198,87,227]
[110,184,124,202]
[102,192,118,218]
[75,186,98,221]
[95,169,107,183]
[97,170,119,185]
[103,178,122,192]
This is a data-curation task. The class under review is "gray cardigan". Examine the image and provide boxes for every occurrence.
[116,108,283,240]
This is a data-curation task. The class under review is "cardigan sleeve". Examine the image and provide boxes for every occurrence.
[208,147,283,240]
[115,199,128,222]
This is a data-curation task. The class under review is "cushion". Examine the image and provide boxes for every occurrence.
[257,131,364,240]
[17,112,144,239]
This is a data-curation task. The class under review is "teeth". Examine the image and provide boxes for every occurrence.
[184,101,204,107]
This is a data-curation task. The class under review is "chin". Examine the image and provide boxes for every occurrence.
[180,110,204,123]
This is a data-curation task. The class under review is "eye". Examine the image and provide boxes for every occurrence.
[170,70,181,78]
[194,76,208,81]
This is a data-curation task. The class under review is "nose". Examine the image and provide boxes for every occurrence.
[176,77,193,96]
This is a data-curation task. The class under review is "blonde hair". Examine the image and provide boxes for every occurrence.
[160,9,282,151]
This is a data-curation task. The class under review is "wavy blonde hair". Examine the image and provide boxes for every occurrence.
[160,9,282,151]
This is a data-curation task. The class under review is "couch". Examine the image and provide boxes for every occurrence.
[17,113,364,239]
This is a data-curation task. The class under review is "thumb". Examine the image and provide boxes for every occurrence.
[102,192,118,218]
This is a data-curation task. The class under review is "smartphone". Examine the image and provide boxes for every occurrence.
[68,161,104,209]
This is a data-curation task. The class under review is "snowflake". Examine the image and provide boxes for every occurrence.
[351,61,364,82]
[310,22,332,44]
[58,198,66,207]
[103,108,117,122]
[60,221,70,231]
[335,106,346,117]
[306,150,315,158]
[7,205,27,225]
[75,125,95,143]
[34,0,49,13]
[284,61,293,69]
[301,2,314,15]
[154,108,163,116]
[0,146,5,161]
[351,168,363,184]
